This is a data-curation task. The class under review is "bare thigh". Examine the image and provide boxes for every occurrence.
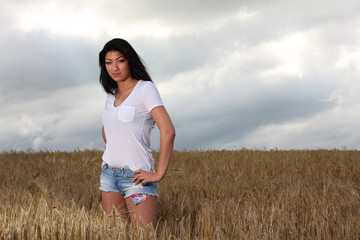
[101,191,129,219]
[126,195,158,229]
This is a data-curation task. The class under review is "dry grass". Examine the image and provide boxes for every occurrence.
[0,149,359,239]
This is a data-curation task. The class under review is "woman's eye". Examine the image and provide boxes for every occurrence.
[118,60,125,63]
[106,62,111,65]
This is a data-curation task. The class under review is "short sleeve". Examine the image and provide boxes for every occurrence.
[142,81,164,112]
[105,94,114,109]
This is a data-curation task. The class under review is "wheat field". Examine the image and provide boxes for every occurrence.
[0,149,359,239]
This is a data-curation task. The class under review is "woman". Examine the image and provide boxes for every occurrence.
[98,38,175,228]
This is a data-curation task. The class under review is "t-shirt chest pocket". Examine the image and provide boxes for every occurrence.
[117,106,135,123]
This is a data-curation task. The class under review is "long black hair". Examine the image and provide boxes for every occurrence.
[99,38,152,94]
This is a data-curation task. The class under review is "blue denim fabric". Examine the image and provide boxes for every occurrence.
[99,163,158,198]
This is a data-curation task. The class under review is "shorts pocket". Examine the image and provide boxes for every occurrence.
[123,168,136,179]
[117,106,135,123]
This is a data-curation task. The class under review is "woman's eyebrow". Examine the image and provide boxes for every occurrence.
[106,56,125,61]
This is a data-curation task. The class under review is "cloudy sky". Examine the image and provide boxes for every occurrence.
[1,0,359,151]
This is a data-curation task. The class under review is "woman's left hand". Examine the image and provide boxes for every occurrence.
[132,169,162,185]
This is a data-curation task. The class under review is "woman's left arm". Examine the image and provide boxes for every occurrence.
[133,106,175,185]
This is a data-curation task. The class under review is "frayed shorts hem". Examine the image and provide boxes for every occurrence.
[99,163,158,199]
[99,189,159,199]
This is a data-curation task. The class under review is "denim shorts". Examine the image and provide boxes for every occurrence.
[99,163,158,199]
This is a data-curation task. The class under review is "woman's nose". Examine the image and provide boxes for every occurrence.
[112,63,119,70]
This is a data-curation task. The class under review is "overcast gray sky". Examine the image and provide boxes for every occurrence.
[1,0,359,151]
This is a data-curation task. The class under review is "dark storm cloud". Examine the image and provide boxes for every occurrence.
[0,0,359,151]
[0,27,105,150]
[169,72,338,150]
[0,31,100,99]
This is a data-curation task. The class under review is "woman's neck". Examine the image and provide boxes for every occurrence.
[117,78,138,93]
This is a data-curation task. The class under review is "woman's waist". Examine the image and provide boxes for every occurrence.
[102,154,154,171]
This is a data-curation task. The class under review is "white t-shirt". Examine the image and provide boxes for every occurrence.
[102,80,163,171]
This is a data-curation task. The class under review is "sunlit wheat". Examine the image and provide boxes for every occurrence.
[0,149,359,239]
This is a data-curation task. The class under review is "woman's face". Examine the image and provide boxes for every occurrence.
[105,50,132,83]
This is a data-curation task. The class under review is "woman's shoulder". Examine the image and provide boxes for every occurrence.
[138,79,155,86]
[104,93,114,105]
[138,80,158,91]
[105,93,114,99]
